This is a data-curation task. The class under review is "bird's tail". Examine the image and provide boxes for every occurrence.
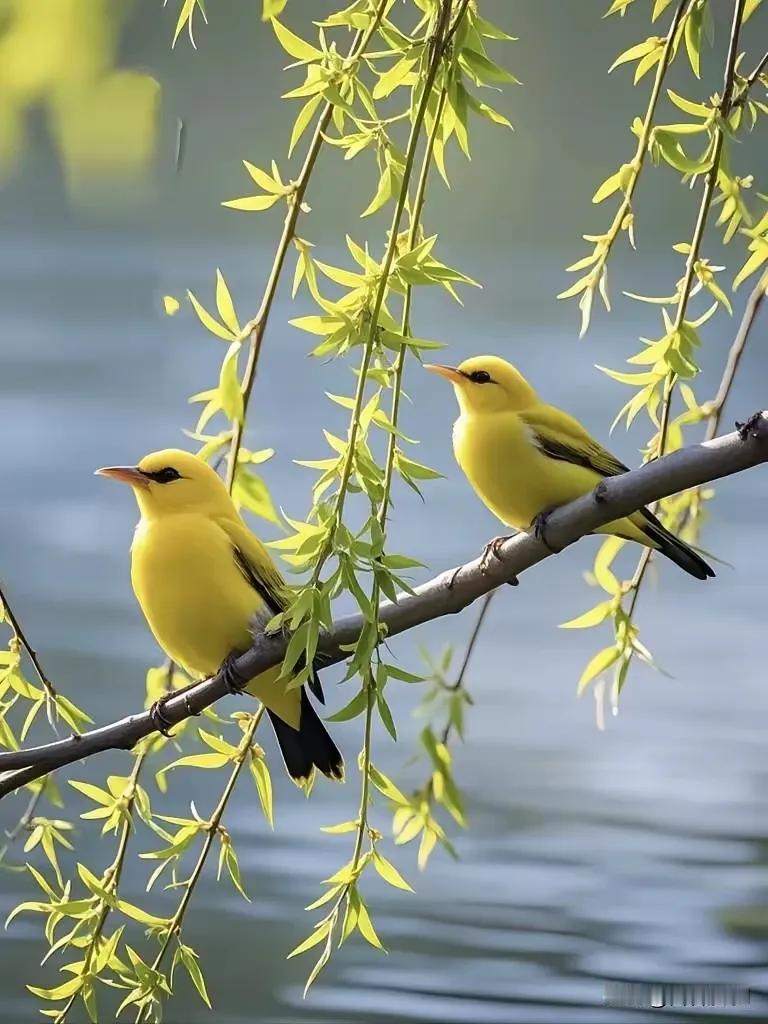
[640,511,715,581]
[267,688,344,785]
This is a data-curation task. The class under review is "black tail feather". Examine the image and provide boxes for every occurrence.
[641,512,715,581]
[268,689,344,785]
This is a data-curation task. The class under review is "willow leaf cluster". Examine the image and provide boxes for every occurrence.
[4,1,518,1020]
[560,0,767,710]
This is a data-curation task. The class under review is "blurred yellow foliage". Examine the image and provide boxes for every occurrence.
[0,0,159,194]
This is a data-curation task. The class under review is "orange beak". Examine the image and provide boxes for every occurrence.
[424,363,465,384]
[95,466,150,489]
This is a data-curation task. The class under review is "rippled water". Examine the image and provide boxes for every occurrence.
[2,0,768,1016]
[1,230,767,1023]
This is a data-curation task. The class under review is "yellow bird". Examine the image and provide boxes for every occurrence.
[96,449,343,784]
[426,356,714,580]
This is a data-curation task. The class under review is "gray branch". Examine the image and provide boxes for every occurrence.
[1,412,766,799]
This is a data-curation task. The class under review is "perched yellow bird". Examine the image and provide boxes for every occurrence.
[96,449,343,784]
[426,356,714,580]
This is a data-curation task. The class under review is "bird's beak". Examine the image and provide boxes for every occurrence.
[95,466,150,489]
[424,363,465,384]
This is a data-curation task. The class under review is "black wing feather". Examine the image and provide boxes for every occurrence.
[232,547,325,704]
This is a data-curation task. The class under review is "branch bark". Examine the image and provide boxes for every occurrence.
[1,412,767,798]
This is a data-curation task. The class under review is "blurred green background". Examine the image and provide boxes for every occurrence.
[1,1,768,1021]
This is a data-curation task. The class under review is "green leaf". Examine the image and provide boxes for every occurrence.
[234,468,280,525]
[287,920,331,959]
[578,646,620,693]
[684,1,703,78]
[320,820,358,834]
[176,944,211,1008]
[271,18,322,61]
[242,161,283,194]
[158,752,230,775]
[460,48,520,84]
[222,194,281,212]
[219,342,244,424]
[262,0,287,19]
[289,94,322,155]
[215,270,240,334]
[608,37,658,72]
[560,601,613,630]
[356,899,385,950]
[327,687,368,722]
[187,291,236,342]
[249,754,274,829]
[373,852,414,892]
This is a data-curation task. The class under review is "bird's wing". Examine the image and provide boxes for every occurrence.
[217,516,325,703]
[219,515,292,614]
[520,403,630,479]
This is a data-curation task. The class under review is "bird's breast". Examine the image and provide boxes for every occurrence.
[452,412,573,530]
[130,514,262,677]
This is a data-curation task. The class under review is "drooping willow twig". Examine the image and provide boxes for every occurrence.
[621,0,747,613]
[133,709,263,1023]
[224,2,389,491]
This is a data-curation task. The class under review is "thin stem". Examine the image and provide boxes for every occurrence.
[311,3,452,586]
[443,0,471,50]
[0,581,57,701]
[0,779,47,865]
[732,47,768,110]
[224,2,388,492]
[56,750,147,1023]
[350,78,452,879]
[323,3,456,957]
[424,590,494,809]
[449,590,493,699]
[625,0,746,602]
[591,0,691,284]
[673,269,768,538]
[706,270,768,441]
[745,49,768,87]
[135,708,264,1023]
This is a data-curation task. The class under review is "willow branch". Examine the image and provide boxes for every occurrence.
[56,751,148,1024]
[224,1,388,490]
[0,581,57,702]
[705,271,768,440]
[1,414,766,798]
[593,1,691,278]
[134,709,263,1023]
[626,0,746,600]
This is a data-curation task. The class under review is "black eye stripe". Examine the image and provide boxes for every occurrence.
[143,467,182,484]
[467,369,492,385]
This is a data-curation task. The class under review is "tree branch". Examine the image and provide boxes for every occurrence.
[1,412,767,798]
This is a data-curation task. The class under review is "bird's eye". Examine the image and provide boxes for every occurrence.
[145,467,182,484]
[468,369,492,385]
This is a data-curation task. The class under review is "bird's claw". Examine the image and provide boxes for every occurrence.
[480,534,510,573]
[149,698,175,738]
[736,411,764,441]
[531,506,562,554]
[220,653,247,694]
[478,535,518,585]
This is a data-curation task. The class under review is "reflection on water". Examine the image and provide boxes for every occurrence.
[0,232,767,1023]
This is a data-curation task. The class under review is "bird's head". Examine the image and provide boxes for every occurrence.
[425,355,537,415]
[96,448,233,519]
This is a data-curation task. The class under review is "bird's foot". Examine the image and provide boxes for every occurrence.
[736,411,765,441]
[220,652,247,694]
[479,534,519,585]
[531,506,563,554]
[149,697,175,738]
